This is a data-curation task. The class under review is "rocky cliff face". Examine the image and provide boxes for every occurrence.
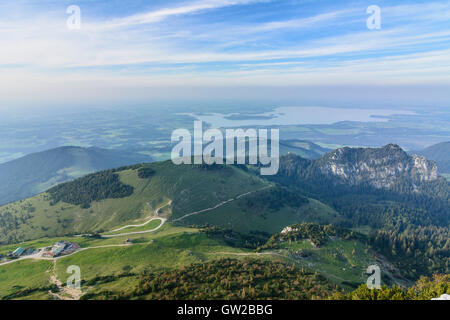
[317,144,439,189]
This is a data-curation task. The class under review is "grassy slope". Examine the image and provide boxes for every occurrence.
[0,224,259,299]
[178,196,342,235]
[278,239,375,286]
[0,259,53,298]
[0,222,405,300]
[264,237,408,290]
[0,161,270,244]
[0,160,339,244]
[54,231,250,280]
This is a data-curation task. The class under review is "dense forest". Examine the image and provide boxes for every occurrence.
[370,226,449,278]
[202,226,272,249]
[137,166,156,179]
[83,259,340,300]
[78,259,449,300]
[48,168,134,208]
[238,186,309,212]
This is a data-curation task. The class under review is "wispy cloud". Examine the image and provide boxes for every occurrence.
[89,0,267,30]
[0,0,449,106]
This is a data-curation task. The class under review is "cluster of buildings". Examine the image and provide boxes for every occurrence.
[4,247,37,259]
[0,240,81,262]
[42,241,80,258]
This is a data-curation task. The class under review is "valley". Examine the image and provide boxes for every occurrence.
[0,143,448,300]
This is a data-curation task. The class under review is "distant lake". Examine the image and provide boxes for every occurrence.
[183,106,416,127]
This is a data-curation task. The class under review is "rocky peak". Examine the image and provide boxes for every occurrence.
[318,144,438,189]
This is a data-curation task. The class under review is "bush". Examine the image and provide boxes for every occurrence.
[137,167,156,179]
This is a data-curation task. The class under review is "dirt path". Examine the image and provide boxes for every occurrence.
[107,201,171,233]
[214,251,277,256]
[99,201,172,237]
[102,217,166,238]
[48,260,83,300]
[171,186,272,222]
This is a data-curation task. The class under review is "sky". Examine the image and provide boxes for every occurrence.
[0,0,450,109]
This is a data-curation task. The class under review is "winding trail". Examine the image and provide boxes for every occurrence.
[171,186,272,223]
[102,217,166,238]
[107,201,171,233]
[72,201,171,239]
[100,201,171,237]
[214,251,277,257]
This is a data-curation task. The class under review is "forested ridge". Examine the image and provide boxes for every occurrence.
[370,226,449,278]
[48,167,137,208]
[238,186,309,212]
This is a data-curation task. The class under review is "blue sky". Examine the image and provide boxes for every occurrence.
[0,0,449,108]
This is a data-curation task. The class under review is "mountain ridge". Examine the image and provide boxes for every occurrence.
[276,143,445,196]
[317,143,439,188]
[0,146,150,206]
